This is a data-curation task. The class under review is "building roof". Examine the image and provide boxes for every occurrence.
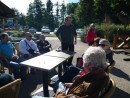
[0,1,15,18]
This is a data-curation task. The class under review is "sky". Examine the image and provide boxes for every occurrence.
[1,0,79,15]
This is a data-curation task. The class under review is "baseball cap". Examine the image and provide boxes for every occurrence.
[99,39,110,46]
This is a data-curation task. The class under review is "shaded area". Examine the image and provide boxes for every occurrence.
[111,87,130,98]
[111,67,130,81]
[19,68,57,98]
[123,58,130,61]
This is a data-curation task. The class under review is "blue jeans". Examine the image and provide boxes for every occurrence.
[0,73,14,87]
[53,81,65,93]
[3,57,27,79]
[60,65,81,83]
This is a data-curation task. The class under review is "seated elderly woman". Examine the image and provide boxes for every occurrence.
[53,47,110,98]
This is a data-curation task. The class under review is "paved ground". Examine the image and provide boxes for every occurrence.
[19,37,130,98]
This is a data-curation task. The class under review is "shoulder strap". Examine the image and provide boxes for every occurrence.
[24,40,33,50]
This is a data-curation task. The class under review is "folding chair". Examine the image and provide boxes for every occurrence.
[0,79,21,98]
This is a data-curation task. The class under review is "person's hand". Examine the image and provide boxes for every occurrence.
[74,40,77,45]
[57,89,66,96]
[28,54,33,58]
[64,83,73,88]
[43,46,46,48]
[12,55,19,59]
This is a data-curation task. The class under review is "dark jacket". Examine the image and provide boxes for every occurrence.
[106,49,114,65]
[56,24,77,44]
[55,69,109,98]
[36,40,51,54]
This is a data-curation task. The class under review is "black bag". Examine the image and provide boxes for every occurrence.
[23,54,30,58]
[28,48,35,55]
[24,40,39,56]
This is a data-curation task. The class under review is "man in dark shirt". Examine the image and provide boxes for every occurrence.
[56,15,77,68]
[36,34,51,54]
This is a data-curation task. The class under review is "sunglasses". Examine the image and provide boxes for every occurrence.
[28,36,32,37]
[99,44,108,47]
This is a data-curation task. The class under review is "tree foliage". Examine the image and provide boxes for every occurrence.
[26,0,45,31]
[46,0,54,30]
[13,0,130,31]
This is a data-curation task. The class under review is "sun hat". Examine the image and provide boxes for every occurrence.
[99,39,110,46]
[83,47,108,70]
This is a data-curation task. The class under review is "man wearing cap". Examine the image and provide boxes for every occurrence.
[99,38,114,65]
[54,47,110,98]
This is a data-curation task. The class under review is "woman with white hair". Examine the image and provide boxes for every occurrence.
[54,47,110,98]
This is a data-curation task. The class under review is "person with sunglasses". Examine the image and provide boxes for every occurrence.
[99,38,114,65]
[36,34,51,54]
[19,32,40,74]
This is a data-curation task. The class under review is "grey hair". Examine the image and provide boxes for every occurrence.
[83,47,108,71]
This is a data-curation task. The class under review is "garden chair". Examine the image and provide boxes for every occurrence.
[0,79,21,98]
[14,42,20,53]
[101,78,116,98]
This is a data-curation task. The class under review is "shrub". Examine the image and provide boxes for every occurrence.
[80,23,130,44]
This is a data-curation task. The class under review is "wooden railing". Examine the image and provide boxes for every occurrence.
[113,34,130,49]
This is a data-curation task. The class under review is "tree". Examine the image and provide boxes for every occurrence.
[66,3,78,28]
[66,3,78,15]
[60,0,66,24]
[26,0,45,31]
[94,0,112,23]
[26,3,35,28]
[75,0,95,27]
[54,1,60,27]
[46,0,54,31]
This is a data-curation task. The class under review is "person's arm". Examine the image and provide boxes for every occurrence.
[31,40,39,52]
[73,25,77,45]
[11,46,19,59]
[45,40,51,48]
[19,40,30,54]
[74,35,77,45]
[55,27,62,42]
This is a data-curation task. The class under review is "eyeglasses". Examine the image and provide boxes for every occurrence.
[28,36,32,37]
[99,44,107,47]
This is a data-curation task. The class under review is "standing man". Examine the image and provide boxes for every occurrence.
[56,15,77,68]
